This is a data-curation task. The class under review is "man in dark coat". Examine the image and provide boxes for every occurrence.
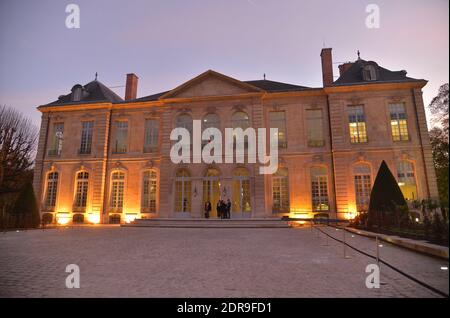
[226,199,231,219]
[217,200,222,219]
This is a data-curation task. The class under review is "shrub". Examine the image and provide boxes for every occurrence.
[12,182,40,228]
[368,161,408,229]
[432,212,449,244]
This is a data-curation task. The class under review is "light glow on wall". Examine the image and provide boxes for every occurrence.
[124,213,138,223]
[345,204,358,220]
[87,213,100,224]
[56,212,71,225]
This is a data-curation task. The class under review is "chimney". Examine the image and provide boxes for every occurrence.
[338,62,354,76]
[320,48,333,87]
[125,73,138,100]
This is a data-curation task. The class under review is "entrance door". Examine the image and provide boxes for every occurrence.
[203,168,221,218]
[232,167,251,218]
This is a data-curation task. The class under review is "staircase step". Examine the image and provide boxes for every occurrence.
[122,218,290,228]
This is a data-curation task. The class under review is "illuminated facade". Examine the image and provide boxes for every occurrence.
[33,48,439,224]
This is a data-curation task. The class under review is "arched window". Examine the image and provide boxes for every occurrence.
[397,161,417,200]
[175,169,191,213]
[110,171,125,211]
[311,166,329,211]
[45,172,59,210]
[72,214,85,224]
[232,167,251,213]
[74,171,89,211]
[176,114,193,135]
[272,168,290,213]
[203,113,220,130]
[42,213,53,224]
[231,111,250,130]
[354,164,371,212]
[142,170,157,213]
[202,113,220,149]
[231,111,250,149]
[175,114,193,148]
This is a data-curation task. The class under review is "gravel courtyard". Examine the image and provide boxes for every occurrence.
[0,226,448,297]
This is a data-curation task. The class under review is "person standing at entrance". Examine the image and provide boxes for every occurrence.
[204,201,211,218]
[226,199,231,219]
[217,200,222,219]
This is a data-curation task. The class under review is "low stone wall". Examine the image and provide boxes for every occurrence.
[345,227,449,260]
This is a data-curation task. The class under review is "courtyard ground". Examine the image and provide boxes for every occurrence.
[0,226,448,297]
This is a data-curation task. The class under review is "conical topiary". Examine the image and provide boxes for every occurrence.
[368,160,408,227]
[369,160,407,210]
[12,181,40,228]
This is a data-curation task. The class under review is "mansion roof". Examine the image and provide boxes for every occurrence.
[47,80,124,106]
[43,57,424,107]
[333,59,423,86]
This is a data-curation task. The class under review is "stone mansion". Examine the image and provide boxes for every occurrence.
[33,48,439,224]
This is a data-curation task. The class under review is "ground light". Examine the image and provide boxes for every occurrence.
[125,213,138,223]
[87,213,100,224]
[441,266,448,271]
[56,212,71,225]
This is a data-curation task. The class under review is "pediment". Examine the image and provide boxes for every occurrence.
[160,70,263,99]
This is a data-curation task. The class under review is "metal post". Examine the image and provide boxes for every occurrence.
[343,230,346,258]
[376,236,380,265]
[343,230,350,259]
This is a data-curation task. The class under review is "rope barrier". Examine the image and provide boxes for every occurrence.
[314,226,449,298]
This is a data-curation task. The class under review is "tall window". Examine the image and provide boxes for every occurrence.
[74,171,89,210]
[347,106,367,143]
[389,104,409,141]
[144,119,159,153]
[311,166,329,211]
[142,170,157,212]
[202,113,220,148]
[232,111,250,130]
[45,172,59,210]
[79,121,93,154]
[110,172,125,210]
[397,161,417,200]
[232,167,251,213]
[176,114,193,147]
[175,169,191,213]
[269,111,287,148]
[354,164,371,212]
[306,109,325,147]
[231,111,250,149]
[272,168,290,213]
[114,121,128,154]
[49,123,64,156]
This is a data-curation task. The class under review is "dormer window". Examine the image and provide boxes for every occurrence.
[362,65,378,81]
[71,84,83,102]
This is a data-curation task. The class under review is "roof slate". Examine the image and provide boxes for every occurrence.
[44,62,424,107]
[46,80,123,106]
[333,59,423,86]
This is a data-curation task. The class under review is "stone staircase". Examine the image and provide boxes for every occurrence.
[122,218,290,228]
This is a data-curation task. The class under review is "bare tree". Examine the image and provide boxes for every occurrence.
[0,105,38,196]
[429,83,449,133]
[428,84,449,213]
